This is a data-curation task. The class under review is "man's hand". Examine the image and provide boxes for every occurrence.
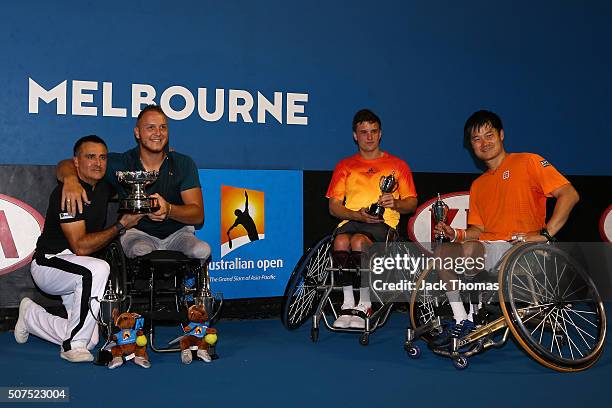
[118,213,145,229]
[147,193,170,222]
[434,221,456,240]
[356,208,384,224]
[378,193,396,209]
[61,176,90,216]
[509,232,548,244]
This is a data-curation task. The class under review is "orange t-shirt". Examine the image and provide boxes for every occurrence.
[468,153,570,241]
[326,152,417,229]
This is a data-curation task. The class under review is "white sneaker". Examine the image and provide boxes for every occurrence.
[14,297,35,344]
[108,356,123,369]
[133,356,151,368]
[60,348,94,363]
[181,349,193,364]
[196,349,212,363]
[333,314,352,328]
[349,303,372,329]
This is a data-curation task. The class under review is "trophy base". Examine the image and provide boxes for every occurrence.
[93,348,113,366]
[367,204,385,219]
[119,198,160,214]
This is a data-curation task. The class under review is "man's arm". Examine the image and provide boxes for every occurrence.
[57,159,89,215]
[147,188,204,224]
[434,222,484,242]
[61,213,144,256]
[328,198,383,224]
[543,183,580,237]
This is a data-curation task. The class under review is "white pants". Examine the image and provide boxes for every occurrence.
[482,241,514,271]
[27,250,110,351]
[120,225,211,260]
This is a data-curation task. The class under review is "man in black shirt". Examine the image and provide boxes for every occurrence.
[14,135,143,364]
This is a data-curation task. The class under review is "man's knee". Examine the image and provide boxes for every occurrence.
[350,234,372,252]
[183,240,211,261]
[90,259,110,282]
[333,234,350,251]
[123,240,156,258]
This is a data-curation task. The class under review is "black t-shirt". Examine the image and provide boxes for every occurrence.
[35,180,114,255]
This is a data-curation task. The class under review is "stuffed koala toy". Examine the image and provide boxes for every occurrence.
[108,311,151,369]
[180,304,218,364]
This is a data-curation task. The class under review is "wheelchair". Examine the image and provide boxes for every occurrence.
[282,229,419,345]
[93,239,222,359]
[405,242,607,371]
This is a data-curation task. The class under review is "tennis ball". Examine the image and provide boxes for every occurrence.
[204,333,218,345]
[136,335,147,347]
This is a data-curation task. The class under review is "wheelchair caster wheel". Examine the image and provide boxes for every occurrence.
[310,327,319,342]
[404,343,421,359]
[453,357,469,370]
[359,333,369,346]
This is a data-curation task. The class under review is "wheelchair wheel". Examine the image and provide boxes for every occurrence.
[281,235,332,330]
[409,265,451,344]
[499,243,606,372]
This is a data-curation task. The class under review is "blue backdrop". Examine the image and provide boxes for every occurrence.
[1,1,611,175]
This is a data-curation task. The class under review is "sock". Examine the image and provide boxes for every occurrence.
[446,290,468,323]
[359,287,371,308]
[342,286,355,309]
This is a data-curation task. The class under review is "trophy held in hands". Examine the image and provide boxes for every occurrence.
[367,172,398,219]
[116,170,160,213]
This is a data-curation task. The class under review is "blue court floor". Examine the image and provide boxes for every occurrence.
[0,311,609,407]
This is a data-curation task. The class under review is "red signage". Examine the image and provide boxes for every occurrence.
[0,194,44,276]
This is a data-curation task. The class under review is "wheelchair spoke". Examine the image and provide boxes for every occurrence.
[556,309,579,359]
[532,252,558,299]
[565,308,598,328]
[561,308,594,350]
[561,285,587,302]
[549,310,562,356]
[517,260,554,303]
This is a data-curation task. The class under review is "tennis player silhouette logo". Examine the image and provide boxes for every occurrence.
[220,186,264,257]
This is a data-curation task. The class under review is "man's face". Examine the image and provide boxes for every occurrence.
[73,142,107,184]
[134,110,168,154]
[353,121,382,153]
[470,124,505,162]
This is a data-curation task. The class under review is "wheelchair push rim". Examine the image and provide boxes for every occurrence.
[281,235,332,330]
[499,243,606,372]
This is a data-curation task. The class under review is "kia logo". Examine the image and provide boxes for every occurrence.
[600,205,612,243]
[407,192,470,254]
[0,194,44,276]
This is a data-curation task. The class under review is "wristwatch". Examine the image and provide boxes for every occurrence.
[539,228,556,242]
[114,221,126,235]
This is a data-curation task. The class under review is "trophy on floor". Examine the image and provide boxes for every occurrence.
[367,172,398,219]
[431,193,450,243]
[116,170,160,213]
[89,281,131,366]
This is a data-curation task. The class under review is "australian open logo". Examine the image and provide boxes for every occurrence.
[220,186,265,257]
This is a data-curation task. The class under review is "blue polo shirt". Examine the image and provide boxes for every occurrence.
[104,147,201,239]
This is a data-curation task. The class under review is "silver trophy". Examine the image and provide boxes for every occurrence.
[116,171,160,213]
[367,172,399,219]
[432,193,450,243]
[89,281,131,365]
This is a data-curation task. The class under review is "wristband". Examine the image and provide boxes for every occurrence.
[167,203,172,219]
[114,221,126,235]
[540,228,556,242]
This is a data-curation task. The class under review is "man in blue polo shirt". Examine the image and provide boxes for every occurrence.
[57,105,210,262]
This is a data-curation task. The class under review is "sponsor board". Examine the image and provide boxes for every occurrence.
[0,194,44,276]
[407,192,470,254]
[195,170,302,299]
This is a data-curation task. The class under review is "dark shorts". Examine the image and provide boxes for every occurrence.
[335,221,391,243]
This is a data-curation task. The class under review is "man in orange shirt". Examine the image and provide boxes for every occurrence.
[327,109,418,329]
[434,110,579,339]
